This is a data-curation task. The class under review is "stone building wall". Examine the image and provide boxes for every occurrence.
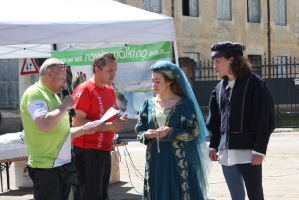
[124,0,299,61]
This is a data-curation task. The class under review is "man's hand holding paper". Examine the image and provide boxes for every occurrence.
[82,107,118,130]
[82,108,128,133]
[110,113,128,132]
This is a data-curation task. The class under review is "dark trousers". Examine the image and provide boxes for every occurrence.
[28,167,72,200]
[222,163,264,200]
[73,146,111,200]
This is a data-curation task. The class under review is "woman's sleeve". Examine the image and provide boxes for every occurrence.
[135,99,150,145]
[167,98,199,141]
[252,81,276,154]
[206,87,221,149]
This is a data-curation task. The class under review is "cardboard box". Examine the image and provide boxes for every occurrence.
[14,160,33,188]
[109,150,120,185]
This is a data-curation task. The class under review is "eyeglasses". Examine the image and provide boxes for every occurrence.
[46,64,66,70]
[93,53,116,67]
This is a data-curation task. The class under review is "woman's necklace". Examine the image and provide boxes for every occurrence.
[156,106,165,115]
[155,99,166,115]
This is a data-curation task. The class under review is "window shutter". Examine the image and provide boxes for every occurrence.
[142,0,161,13]
[275,0,286,25]
[152,0,161,13]
[279,0,286,25]
[142,0,151,12]
[223,0,231,20]
[248,0,260,23]
[0,59,19,108]
[216,0,224,19]
[189,0,199,17]
[217,0,231,20]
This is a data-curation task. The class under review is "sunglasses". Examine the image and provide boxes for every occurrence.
[46,64,66,70]
[93,53,116,67]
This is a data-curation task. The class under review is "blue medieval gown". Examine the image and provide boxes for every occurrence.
[135,97,206,200]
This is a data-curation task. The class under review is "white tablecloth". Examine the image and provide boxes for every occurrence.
[0,143,27,162]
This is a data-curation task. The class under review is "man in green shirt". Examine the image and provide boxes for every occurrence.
[20,58,95,200]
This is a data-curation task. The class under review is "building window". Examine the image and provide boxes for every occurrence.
[275,0,286,26]
[275,56,287,78]
[182,52,200,81]
[248,55,262,76]
[217,0,231,20]
[0,59,19,108]
[142,0,161,13]
[182,0,199,17]
[247,0,260,23]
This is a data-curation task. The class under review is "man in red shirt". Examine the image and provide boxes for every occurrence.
[72,53,127,200]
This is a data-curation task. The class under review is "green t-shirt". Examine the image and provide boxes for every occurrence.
[20,82,71,168]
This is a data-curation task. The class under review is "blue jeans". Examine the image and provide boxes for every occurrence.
[222,164,264,200]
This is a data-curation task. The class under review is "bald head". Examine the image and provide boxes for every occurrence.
[39,58,65,76]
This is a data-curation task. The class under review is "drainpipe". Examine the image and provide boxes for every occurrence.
[171,0,175,62]
[267,0,271,61]
[171,0,174,18]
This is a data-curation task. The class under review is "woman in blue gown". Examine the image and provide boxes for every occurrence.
[135,61,211,200]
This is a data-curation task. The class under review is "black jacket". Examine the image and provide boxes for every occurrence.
[206,73,276,154]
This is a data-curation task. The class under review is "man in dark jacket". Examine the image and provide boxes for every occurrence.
[206,41,275,200]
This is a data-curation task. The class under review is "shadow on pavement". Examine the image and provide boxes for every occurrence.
[0,187,33,198]
[0,182,142,200]
[109,181,142,200]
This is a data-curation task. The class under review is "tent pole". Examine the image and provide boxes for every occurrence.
[173,41,179,65]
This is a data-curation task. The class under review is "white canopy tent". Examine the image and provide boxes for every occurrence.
[0,0,177,60]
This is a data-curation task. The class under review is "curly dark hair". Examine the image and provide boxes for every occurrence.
[160,73,183,96]
[226,56,252,79]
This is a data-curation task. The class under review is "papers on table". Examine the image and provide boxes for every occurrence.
[0,132,24,145]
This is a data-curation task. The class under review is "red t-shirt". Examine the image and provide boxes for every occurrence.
[71,80,118,151]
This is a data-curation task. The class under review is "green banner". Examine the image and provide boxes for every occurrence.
[51,41,171,66]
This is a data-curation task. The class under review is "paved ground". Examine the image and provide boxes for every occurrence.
[0,131,298,200]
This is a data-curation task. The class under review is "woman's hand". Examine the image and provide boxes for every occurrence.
[157,126,172,139]
[145,126,172,139]
[144,129,157,139]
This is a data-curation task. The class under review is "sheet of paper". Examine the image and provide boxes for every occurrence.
[83,107,119,130]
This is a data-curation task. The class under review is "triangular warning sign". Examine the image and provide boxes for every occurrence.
[20,58,39,75]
